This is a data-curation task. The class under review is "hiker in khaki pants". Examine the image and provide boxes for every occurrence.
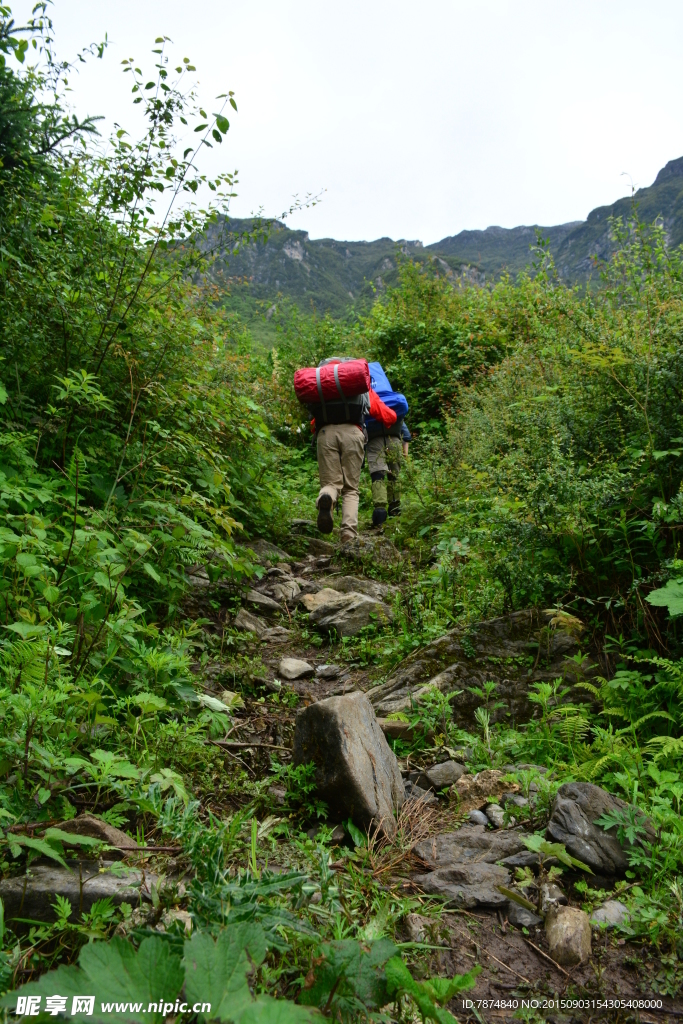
[316,422,365,543]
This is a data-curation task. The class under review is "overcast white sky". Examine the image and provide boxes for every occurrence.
[13,0,683,244]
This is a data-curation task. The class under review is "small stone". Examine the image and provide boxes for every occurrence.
[590,900,629,929]
[159,909,193,934]
[425,760,466,789]
[485,804,506,829]
[268,786,287,805]
[404,913,430,943]
[507,902,542,927]
[545,906,592,965]
[404,780,438,806]
[501,792,529,808]
[540,881,568,915]
[279,657,315,680]
[468,809,489,826]
[316,663,341,679]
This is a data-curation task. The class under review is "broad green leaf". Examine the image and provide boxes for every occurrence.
[0,382,6,404]
[43,828,103,849]
[143,562,161,582]
[495,885,537,912]
[0,936,183,1023]
[646,578,683,617]
[183,924,266,1022]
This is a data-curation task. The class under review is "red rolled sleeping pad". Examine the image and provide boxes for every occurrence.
[293,358,371,405]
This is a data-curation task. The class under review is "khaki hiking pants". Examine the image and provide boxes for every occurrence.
[316,423,365,542]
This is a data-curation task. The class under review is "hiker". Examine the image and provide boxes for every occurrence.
[293,357,396,543]
[365,362,411,526]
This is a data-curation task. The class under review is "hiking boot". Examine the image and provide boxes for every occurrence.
[388,500,401,517]
[372,506,388,527]
[317,494,334,534]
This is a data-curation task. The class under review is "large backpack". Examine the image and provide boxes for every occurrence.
[366,361,409,437]
[294,357,370,426]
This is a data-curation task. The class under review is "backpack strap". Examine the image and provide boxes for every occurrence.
[315,367,328,424]
[333,363,350,421]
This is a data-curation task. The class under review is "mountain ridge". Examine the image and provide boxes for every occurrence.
[216,156,683,322]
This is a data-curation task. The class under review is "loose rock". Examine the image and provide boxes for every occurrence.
[413,824,527,869]
[590,900,630,929]
[413,862,511,909]
[57,813,137,852]
[425,760,466,789]
[539,881,568,915]
[451,770,519,813]
[279,658,315,680]
[404,780,438,806]
[293,691,404,837]
[547,782,656,875]
[246,590,283,617]
[316,663,340,679]
[468,809,488,826]
[301,588,393,637]
[323,575,399,603]
[485,804,506,829]
[545,906,592,965]
[507,902,542,927]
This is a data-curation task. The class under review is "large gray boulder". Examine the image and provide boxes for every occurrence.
[547,782,656,876]
[293,692,404,836]
[300,589,393,637]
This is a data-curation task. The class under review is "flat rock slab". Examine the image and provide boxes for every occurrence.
[293,691,404,837]
[0,863,156,922]
[452,770,519,813]
[57,813,137,851]
[246,590,283,617]
[322,575,400,603]
[279,658,314,680]
[301,588,393,637]
[256,579,300,604]
[233,609,292,644]
[413,824,527,870]
[413,862,511,908]
[368,608,596,724]
[339,535,402,566]
[547,782,656,876]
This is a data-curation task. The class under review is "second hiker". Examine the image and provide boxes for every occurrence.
[365,361,411,526]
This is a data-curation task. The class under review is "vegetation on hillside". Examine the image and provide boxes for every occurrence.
[2,3,683,1018]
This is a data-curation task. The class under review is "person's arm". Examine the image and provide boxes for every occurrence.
[400,419,411,455]
[368,389,397,429]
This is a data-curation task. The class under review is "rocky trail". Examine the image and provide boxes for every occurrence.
[182,528,682,1023]
[4,527,679,1022]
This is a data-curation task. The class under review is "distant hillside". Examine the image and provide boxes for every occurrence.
[214,155,683,325]
[434,155,683,282]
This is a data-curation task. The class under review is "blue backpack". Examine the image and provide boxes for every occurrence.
[368,362,409,419]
